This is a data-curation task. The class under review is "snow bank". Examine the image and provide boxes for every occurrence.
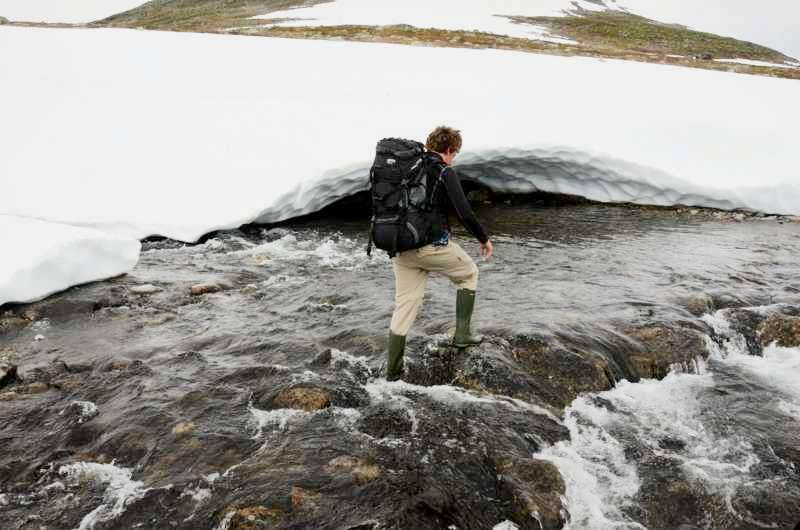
[613,0,800,60]
[0,1,145,24]
[255,0,607,43]
[1,26,799,303]
[715,58,798,69]
[2,26,798,236]
[0,215,140,306]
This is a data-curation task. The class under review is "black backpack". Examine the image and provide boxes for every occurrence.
[366,138,443,257]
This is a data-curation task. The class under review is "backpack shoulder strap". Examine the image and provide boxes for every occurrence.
[426,160,448,209]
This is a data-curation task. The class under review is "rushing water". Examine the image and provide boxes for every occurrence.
[1,202,799,529]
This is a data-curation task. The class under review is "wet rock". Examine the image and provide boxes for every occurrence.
[724,308,769,356]
[357,404,414,438]
[636,455,712,528]
[255,374,370,411]
[0,362,20,390]
[757,313,800,347]
[625,325,707,379]
[498,460,567,530]
[309,348,333,367]
[272,386,331,411]
[404,338,463,387]
[129,284,162,295]
[227,505,287,530]
[729,481,800,530]
[507,335,614,409]
[190,281,227,296]
[684,293,714,316]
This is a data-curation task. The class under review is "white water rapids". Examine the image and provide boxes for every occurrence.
[539,308,800,529]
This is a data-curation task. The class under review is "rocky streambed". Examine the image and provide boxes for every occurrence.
[1,202,799,529]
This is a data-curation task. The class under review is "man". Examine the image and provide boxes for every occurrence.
[386,126,494,381]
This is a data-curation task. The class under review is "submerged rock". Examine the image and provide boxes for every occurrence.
[685,293,714,316]
[190,282,225,296]
[129,284,163,295]
[272,386,331,411]
[227,505,287,530]
[326,456,382,484]
[625,325,707,379]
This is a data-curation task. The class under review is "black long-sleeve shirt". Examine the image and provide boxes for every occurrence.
[424,152,489,244]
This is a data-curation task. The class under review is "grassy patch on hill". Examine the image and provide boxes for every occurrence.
[517,12,790,63]
[98,0,325,31]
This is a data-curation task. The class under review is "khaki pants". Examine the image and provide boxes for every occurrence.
[390,241,479,336]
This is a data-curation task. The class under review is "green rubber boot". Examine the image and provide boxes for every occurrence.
[453,288,483,348]
[386,332,406,381]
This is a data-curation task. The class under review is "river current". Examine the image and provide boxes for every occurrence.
[1,201,798,529]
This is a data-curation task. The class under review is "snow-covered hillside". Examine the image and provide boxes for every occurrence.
[256,0,606,43]
[0,0,145,24]
[257,0,800,59]
[1,25,798,304]
[613,0,800,61]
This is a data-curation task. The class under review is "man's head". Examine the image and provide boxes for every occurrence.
[426,126,462,165]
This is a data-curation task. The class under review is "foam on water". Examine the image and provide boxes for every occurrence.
[248,406,308,438]
[58,462,148,530]
[248,402,363,440]
[64,401,99,423]
[214,510,235,530]
[260,275,307,289]
[365,379,559,422]
[539,366,759,528]
[234,234,374,270]
[493,521,521,530]
[703,309,800,419]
